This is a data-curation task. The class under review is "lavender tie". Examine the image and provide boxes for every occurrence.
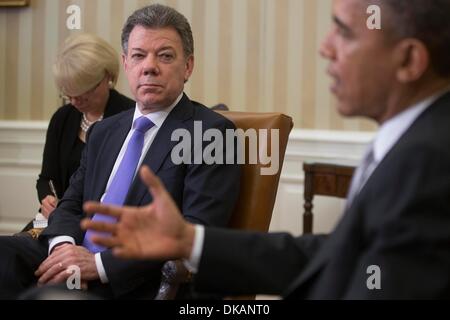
[83,116,155,253]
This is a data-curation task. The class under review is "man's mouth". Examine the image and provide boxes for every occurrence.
[138,84,164,95]
[330,80,339,95]
[327,68,340,95]
[139,83,162,89]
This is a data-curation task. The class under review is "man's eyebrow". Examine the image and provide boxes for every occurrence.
[130,46,175,53]
[333,15,352,34]
[157,46,175,52]
[130,48,146,53]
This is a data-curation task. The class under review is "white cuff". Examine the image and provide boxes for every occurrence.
[182,224,204,274]
[95,253,109,284]
[48,236,75,255]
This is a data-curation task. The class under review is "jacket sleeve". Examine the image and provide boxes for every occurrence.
[36,110,62,202]
[194,228,327,296]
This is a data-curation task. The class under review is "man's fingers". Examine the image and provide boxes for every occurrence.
[91,235,121,248]
[46,270,70,285]
[81,281,89,290]
[37,262,66,285]
[81,219,117,234]
[83,202,123,218]
[113,247,136,259]
[35,247,68,276]
[140,165,165,198]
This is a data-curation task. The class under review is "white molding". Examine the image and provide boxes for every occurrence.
[289,129,374,143]
[285,129,373,165]
[0,121,47,234]
[278,128,372,183]
[0,121,47,170]
[0,120,48,129]
[0,121,47,143]
[0,121,373,234]
[0,221,27,236]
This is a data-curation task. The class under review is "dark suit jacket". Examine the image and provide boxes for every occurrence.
[195,91,450,299]
[36,89,134,202]
[41,94,241,298]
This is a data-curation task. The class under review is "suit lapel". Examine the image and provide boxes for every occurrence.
[91,110,133,201]
[125,94,194,205]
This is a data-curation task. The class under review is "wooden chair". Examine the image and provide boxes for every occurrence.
[155,111,293,300]
[302,162,355,234]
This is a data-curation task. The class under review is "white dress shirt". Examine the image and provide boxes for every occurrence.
[49,93,182,283]
[186,88,450,273]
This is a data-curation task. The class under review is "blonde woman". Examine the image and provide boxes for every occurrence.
[36,33,134,220]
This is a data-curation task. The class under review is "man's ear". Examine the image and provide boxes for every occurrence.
[184,55,194,83]
[122,53,128,72]
[395,39,430,83]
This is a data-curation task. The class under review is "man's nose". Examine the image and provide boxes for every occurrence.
[142,55,160,76]
[319,32,335,60]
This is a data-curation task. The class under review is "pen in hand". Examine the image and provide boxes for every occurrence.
[33,180,57,228]
[49,180,59,204]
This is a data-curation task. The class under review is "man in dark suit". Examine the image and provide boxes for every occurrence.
[0,4,239,299]
[83,0,450,299]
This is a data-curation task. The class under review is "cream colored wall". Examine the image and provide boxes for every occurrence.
[0,0,376,131]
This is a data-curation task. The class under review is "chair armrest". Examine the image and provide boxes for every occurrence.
[155,260,192,300]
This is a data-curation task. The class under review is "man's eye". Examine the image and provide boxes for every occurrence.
[337,27,351,39]
[132,54,144,59]
[159,53,174,61]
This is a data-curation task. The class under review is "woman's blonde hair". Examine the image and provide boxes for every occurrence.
[53,33,119,97]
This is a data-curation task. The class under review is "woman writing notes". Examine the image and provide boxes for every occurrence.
[25,34,134,232]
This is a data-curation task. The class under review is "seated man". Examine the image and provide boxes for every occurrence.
[0,4,240,299]
[83,0,450,299]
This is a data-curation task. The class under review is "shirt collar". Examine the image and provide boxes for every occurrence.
[373,88,450,163]
[132,93,183,129]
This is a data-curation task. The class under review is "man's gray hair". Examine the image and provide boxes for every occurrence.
[121,4,194,58]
